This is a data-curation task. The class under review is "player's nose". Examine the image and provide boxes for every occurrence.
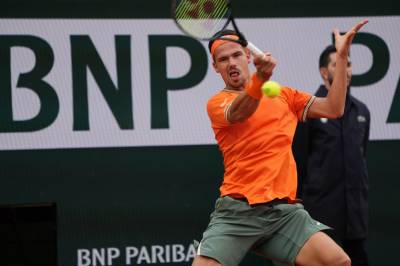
[227,56,237,66]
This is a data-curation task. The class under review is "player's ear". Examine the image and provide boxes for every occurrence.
[213,61,220,73]
[245,48,251,63]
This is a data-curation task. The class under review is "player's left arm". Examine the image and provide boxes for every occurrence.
[307,20,368,119]
[307,95,345,119]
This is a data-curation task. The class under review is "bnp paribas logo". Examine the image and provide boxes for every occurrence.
[77,244,196,265]
[1,18,400,147]
[0,34,208,133]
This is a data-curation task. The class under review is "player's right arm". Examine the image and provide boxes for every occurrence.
[226,92,260,123]
[227,53,277,123]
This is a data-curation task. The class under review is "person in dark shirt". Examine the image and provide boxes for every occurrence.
[295,44,370,266]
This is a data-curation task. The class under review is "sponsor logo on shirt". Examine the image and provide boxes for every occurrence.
[220,98,228,108]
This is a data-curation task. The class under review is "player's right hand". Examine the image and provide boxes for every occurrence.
[254,52,277,82]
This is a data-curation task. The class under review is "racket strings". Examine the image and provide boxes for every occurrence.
[176,0,227,19]
[175,0,230,39]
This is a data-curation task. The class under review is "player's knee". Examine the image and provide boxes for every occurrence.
[192,255,222,266]
[339,254,351,266]
[328,252,351,266]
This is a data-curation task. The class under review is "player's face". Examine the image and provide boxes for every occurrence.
[213,42,251,90]
[325,52,352,87]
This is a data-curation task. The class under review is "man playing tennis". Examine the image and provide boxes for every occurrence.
[193,20,368,266]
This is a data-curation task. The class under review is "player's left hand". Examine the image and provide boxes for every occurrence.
[334,19,368,59]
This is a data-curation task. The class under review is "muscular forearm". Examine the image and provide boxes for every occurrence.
[308,56,349,119]
[226,52,276,123]
[326,56,348,117]
[227,92,260,123]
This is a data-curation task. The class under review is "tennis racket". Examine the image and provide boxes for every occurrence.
[172,0,264,58]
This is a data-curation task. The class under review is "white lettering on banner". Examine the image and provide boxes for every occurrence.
[125,247,139,264]
[172,244,186,262]
[165,244,170,263]
[78,249,91,266]
[108,248,121,265]
[77,244,195,265]
[0,17,399,150]
[93,248,106,265]
[137,247,151,264]
[78,248,121,266]
[151,245,165,263]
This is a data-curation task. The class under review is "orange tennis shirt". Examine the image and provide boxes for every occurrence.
[207,86,315,205]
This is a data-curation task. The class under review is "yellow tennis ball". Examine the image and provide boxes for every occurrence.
[262,81,281,98]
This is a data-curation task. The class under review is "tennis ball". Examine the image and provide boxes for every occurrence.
[262,81,281,98]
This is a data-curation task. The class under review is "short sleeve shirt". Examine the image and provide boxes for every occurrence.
[207,87,314,204]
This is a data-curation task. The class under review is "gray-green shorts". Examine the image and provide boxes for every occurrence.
[195,196,330,266]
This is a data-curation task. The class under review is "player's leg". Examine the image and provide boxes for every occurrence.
[193,196,265,265]
[193,234,256,266]
[192,255,222,266]
[251,203,336,265]
[295,231,351,266]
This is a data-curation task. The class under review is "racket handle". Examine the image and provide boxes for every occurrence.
[246,42,264,58]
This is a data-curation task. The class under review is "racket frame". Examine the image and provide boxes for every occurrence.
[171,0,264,57]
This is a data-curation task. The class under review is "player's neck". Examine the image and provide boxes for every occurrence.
[224,85,243,92]
[224,76,249,92]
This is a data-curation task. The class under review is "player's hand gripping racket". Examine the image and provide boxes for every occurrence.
[172,0,264,58]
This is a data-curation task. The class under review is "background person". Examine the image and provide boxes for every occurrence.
[295,44,370,266]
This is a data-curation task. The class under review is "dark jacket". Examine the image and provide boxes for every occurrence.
[295,85,370,240]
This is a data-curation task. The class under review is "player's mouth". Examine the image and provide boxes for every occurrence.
[229,70,240,78]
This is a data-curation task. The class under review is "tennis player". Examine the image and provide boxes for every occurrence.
[193,20,368,266]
